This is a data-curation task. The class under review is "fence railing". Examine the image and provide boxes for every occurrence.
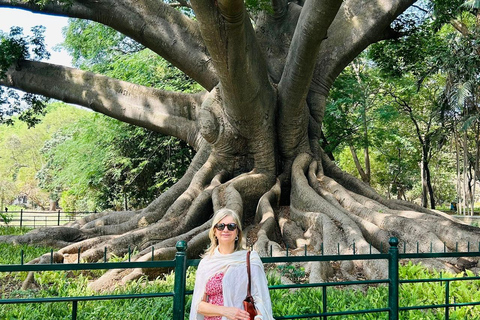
[1,237,480,319]
[0,209,93,228]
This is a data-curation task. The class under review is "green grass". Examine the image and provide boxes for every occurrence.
[1,227,480,319]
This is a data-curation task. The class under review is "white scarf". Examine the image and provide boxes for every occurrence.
[189,248,274,320]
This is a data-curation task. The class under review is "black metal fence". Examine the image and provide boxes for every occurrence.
[0,209,93,228]
[1,238,480,319]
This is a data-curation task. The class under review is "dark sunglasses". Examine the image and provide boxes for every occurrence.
[215,223,238,231]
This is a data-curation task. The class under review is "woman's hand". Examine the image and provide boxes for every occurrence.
[198,302,250,320]
[222,307,251,320]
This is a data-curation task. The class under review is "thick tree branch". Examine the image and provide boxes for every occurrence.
[310,0,416,95]
[0,0,218,90]
[277,0,342,158]
[1,60,206,148]
[279,0,341,101]
[190,0,273,118]
[450,19,471,37]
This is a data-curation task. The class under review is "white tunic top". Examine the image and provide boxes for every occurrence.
[189,248,275,320]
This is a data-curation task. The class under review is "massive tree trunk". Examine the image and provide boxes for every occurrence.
[1,0,479,290]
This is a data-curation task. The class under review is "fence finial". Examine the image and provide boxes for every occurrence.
[389,237,399,247]
[176,240,187,252]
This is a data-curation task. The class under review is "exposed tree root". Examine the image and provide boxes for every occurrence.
[2,150,480,291]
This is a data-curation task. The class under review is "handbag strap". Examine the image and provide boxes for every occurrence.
[246,250,252,296]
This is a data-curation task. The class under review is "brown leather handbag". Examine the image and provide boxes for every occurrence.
[243,250,257,320]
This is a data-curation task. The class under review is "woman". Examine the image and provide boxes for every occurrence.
[189,208,274,320]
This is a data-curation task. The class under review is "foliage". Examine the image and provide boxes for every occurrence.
[0,212,12,225]
[0,226,32,236]
[0,103,87,210]
[62,19,143,70]
[276,264,307,283]
[0,26,50,126]
[0,226,50,264]
[325,58,423,198]
[267,261,480,319]
[38,114,194,211]
[61,19,202,93]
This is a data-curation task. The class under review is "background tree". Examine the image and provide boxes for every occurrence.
[323,55,378,185]
[0,103,85,209]
[1,0,479,289]
[384,75,448,209]
[371,0,480,213]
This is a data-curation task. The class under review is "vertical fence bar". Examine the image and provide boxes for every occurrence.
[173,240,187,320]
[71,300,78,320]
[20,209,23,228]
[388,237,399,320]
[445,280,450,320]
[58,210,61,226]
[322,285,327,320]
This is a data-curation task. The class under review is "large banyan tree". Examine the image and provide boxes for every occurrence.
[1,0,479,289]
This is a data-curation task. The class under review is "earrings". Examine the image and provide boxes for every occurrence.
[235,236,238,241]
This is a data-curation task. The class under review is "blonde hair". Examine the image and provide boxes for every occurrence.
[203,208,243,256]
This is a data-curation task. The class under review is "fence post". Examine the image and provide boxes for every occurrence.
[20,209,23,228]
[173,240,187,320]
[58,210,61,226]
[388,237,399,320]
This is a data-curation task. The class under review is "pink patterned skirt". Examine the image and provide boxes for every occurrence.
[204,272,225,320]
